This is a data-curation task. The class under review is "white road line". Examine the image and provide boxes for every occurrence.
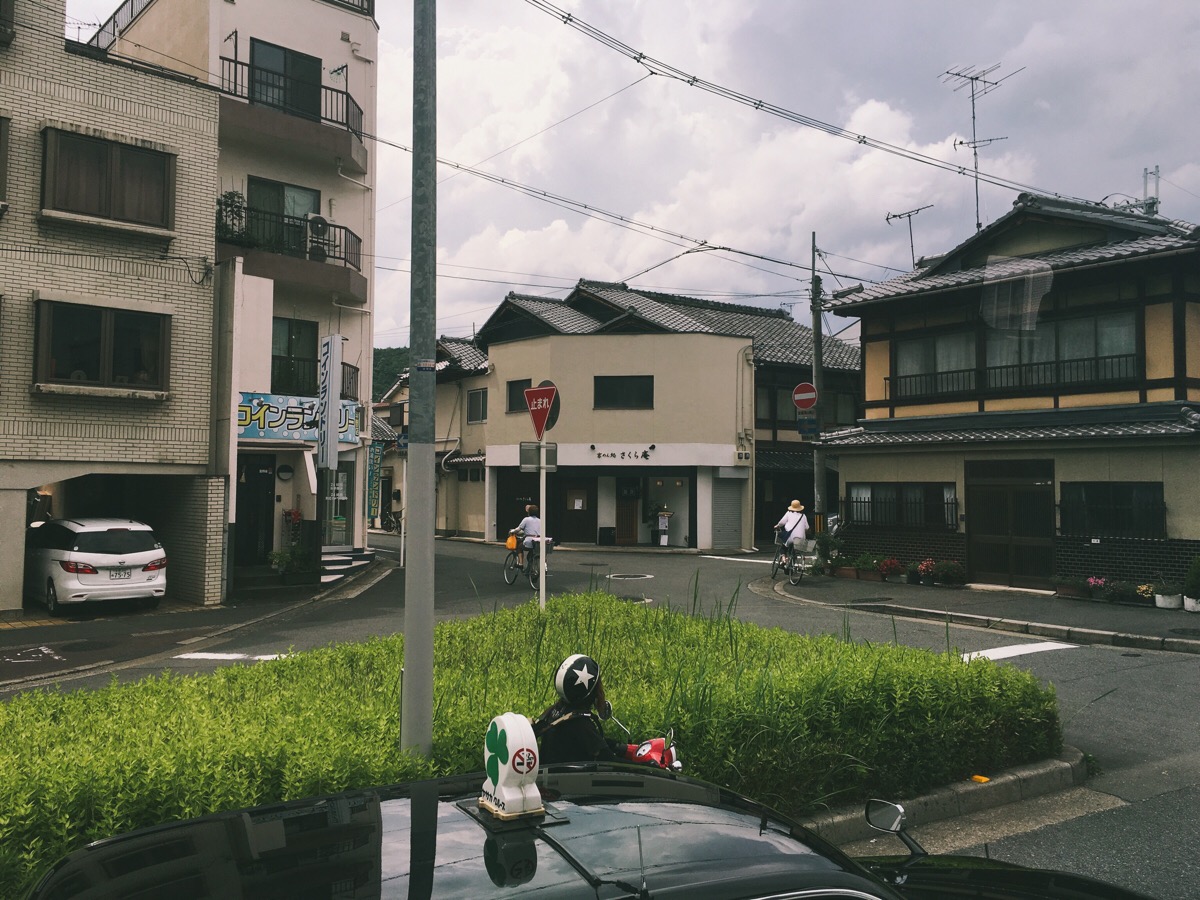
[962,641,1077,662]
[175,652,285,661]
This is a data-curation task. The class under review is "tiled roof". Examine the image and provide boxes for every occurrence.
[755,446,814,473]
[440,336,489,372]
[830,192,1200,311]
[819,404,1200,447]
[506,294,604,334]
[370,415,397,442]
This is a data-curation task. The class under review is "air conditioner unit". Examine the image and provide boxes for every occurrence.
[306,214,330,262]
[306,213,330,238]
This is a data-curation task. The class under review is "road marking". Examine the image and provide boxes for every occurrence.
[2,646,66,664]
[962,640,1076,661]
[175,652,285,661]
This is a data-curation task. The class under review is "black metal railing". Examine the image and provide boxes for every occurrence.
[217,205,362,271]
[341,363,359,402]
[272,356,318,398]
[887,353,1138,400]
[86,0,152,50]
[323,0,374,13]
[887,368,976,399]
[220,57,363,139]
[841,496,959,531]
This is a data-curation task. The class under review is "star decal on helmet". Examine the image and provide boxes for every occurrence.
[572,662,595,690]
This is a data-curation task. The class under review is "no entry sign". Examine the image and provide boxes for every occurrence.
[792,382,817,410]
[524,385,558,440]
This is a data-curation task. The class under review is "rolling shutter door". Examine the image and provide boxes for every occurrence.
[712,478,742,550]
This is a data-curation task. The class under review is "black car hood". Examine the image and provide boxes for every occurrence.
[857,853,1158,900]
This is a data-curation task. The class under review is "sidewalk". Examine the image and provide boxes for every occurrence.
[773,572,1200,654]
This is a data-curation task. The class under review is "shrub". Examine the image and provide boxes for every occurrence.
[1053,575,1089,592]
[905,562,920,580]
[853,552,880,571]
[1185,556,1200,598]
[877,557,903,577]
[1136,583,1155,600]
[0,593,1062,897]
[1099,580,1139,602]
[931,560,967,584]
[1159,581,1183,596]
[814,530,844,564]
[1087,576,1106,591]
[917,558,936,577]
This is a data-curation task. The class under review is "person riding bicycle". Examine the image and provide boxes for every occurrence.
[531,654,630,764]
[774,499,809,549]
[512,504,541,568]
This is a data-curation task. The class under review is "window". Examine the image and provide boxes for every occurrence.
[1,0,15,47]
[894,332,975,397]
[271,318,318,395]
[388,400,408,433]
[594,375,653,409]
[42,129,175,229]
[468,388,487,424]
[985,311,1136,388]
[845,483,957,530]
[247,176,320,258]
[35,300,171,389]
[507,379,532,413]
[251,39,322,119]
[0,117,9,202]
[1060,482,1165,538]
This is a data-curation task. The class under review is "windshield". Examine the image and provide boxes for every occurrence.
[73,530,159,554]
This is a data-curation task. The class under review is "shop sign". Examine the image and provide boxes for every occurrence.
[237,392,359,444]
[592,446,654,461]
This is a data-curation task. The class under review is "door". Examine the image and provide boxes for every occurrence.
[557,478,597,544]
[320,462,354,549]
[965,460,1055,588]
[234,453,276,566]
[615,478,640,545]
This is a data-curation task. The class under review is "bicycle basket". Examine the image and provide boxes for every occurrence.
[505,534,518,550]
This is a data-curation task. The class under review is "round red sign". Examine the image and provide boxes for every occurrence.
[792,382,817,410]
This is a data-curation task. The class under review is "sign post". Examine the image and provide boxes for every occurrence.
[524,384,558,609]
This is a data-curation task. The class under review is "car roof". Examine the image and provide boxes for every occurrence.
[37,518,154,532]
[29,764,905,899]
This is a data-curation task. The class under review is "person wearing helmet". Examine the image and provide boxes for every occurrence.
[531,654,627,765]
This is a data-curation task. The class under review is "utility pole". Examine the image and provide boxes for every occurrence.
[401,0,436,757]
[886,205,932,269]
[942,64,1022,231]
[810,233,826,529]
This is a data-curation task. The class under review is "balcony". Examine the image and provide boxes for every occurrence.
[271,359,360,401]
[324,0,374,13]
[886,354,1138,400]
[220,58,363,139]
[841,496,959,531]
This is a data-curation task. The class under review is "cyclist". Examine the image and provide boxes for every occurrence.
[774,499,809,558]
[513,504,541,569]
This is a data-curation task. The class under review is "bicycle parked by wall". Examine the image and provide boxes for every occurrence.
[503,530,553,589]
[771,530,813,586]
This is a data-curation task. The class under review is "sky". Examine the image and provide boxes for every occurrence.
[64,1,1200,350]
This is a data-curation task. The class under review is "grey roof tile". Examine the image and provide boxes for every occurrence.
[507,294,604,333]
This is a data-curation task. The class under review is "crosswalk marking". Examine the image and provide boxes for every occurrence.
[962,641,1076,662]
[176,652,285,661]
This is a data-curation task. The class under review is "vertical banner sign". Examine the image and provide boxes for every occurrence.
[317,334,344,471]
[524,385,557,440]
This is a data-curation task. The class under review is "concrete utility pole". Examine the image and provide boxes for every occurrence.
[401,0,436,757]
[810,233,826,529]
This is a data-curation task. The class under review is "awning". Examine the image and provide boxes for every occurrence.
[755,446,814,473]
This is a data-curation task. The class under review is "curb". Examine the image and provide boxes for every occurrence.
[798,746,1088,846]
[852,602,1200,655]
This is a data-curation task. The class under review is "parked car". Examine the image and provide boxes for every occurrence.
[23,518,166,615]
[25,763,1156,899]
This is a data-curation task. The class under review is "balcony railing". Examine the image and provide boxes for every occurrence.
[272,356,318,398]
[341,363,359,402]
[841,496,959,531]
[86,0,152,51]
[220,57,363,139]
[887,353,1138,400]
[218,205,362,271]
[324,0,374,13]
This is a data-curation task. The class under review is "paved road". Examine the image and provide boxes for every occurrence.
[2,536,1196,896]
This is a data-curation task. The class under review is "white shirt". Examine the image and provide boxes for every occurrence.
[774,510,808,545]
[516,515,541,537]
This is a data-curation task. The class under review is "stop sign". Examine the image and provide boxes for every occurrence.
[792,382,817,410]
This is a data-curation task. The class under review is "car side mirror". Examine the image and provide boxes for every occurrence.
[865,799,905,833]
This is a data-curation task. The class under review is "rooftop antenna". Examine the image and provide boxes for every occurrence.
[1142,165,1161,216]
[886,204,933,268]
[942,64,1023,231]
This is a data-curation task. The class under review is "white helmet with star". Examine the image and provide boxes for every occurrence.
[554,654,600,706]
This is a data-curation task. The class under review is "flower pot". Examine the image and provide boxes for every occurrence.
[1155,593,1183,610]
[1184,595,1200,613]
[833,566,857,578]
[1056,585,1090,599]
[858,570,883,582]
[920,575,934,586]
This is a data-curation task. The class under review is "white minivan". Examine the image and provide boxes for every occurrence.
[23,518,167,615]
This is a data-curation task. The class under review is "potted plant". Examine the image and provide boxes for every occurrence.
[1099,580,1139,603]
[877,557,903,582]
[1154,580,1183,610]
[814,530,844,573]
[216,190,250,244]
[1053,576,1091,600]
[917,558,936,586]
[1183,556,1200,613]
[855,552,883,581]
[905,562,920,584]
[931,559,967,585]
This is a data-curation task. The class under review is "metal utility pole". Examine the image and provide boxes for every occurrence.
[810,233,825,528]
[401,0,436,757]
[942,64,1022,231]
[886,205,933,269]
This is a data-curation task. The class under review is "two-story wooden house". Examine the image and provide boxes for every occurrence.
[823,193,1200,588]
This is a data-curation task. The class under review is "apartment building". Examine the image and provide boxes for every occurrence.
[92,0,379,586]
[382,280,860,551]
[0,0,222,610]
[823,193,1200,588]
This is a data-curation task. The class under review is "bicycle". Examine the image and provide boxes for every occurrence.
[503,532,551,589]
[771,530,806,586]
[380,508,400,534]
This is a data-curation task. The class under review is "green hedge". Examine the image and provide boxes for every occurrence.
[0,592,1060,896]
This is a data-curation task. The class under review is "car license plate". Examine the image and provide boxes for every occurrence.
[110,568,131,580]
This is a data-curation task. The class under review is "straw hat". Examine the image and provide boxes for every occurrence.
[788,499,805,512]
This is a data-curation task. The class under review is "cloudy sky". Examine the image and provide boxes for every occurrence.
[66,1,1200,350]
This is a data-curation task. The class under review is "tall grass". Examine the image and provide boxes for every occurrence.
[0,591,1060,897]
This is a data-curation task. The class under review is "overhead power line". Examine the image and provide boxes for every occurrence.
[523,0,1091,206]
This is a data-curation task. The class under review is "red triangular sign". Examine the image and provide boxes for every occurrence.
[524,386,557,440]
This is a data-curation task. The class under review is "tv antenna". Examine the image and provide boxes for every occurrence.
[942,64,1023,231]
[886,204,933,268]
